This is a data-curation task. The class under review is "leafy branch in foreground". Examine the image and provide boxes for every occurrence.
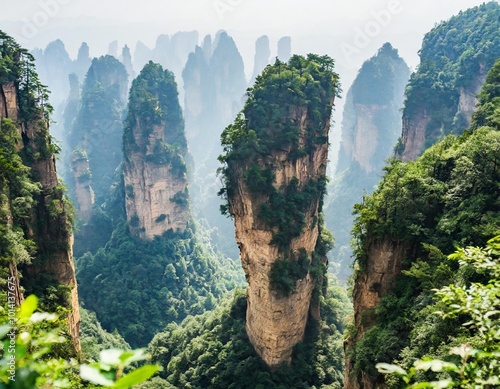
[0,295,159,388]
[376,235,500,388]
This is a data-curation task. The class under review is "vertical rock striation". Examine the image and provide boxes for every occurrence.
[219,55,339,368]
[397,2,500,162]
[324,43,409,280]
[0,31,80,352]
[123,62,189,240]
[68,55,128,210]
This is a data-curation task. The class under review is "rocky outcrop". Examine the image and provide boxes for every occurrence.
[325,43,409,281]
[123,62,189,240]
[400,72,485,162]
[400,108,429,162]
[277,36,292,62]
[120,44,135,82]
[344,238,414,389]
[397,2,500,162]
[1,82,19,121]
[342,103,384,174]
[182,32,247,258]
[455,65,487,128]
[0,80,80,353]
[124,136,189,240]
[71,150,94,223]
[74,42,91,80]
[221,56,339,369]
[69,55,128,206]
[232,106,331,368]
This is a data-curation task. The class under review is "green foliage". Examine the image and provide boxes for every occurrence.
[0,118,39,286]
[0,296,157,388]
[401,2,500,153]
[170,189,188,208]
[76,221,243,348]
[0,30,53,123]
[0,295,80,388]
[349,55,500,385]
[470,58,500,131]
[269,249,310,297]
[80,307,131,363]
[377,236,500,388]
[123,61,186,157]
[147,283,351,389]
[80,348,159,388]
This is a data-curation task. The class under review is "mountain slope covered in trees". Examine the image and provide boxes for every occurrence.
[76,62,243,348]
[0,29,80,352]
[324,43,409,279]
[345,57,500,388]
[397,1,500,161]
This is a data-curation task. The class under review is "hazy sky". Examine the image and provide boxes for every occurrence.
[0,0,492,169]
[0,0,489,69]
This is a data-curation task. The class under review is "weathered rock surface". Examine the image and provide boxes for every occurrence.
[230,103,333,368]
[0,81,80,353]
[124,133,189,240]
[71,151,94,223]
[123,62,189,240]
[344,238,414,389]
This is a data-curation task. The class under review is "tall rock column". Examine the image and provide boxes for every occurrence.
[0,31,80,353]
[219,55,339,368]
[123,61,189,240]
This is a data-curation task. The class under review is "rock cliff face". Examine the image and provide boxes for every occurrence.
[397,2,500,162]
[71,150,94,223]
[123,62,189,240]
[69,55,128,208]
[399,71,486,162]
[0,76,80,353]
[220,55,339,369]
[342,103,385,174]
[232,106,330,368]
[324,43,409,281]
[250,35,271,85]
[344,238,414,389]
[182,31,247,258]
[338,43,409,173]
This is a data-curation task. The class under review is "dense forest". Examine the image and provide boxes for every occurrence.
[346,57,500,388]
[397,1,500,160]
[1,1,500,387]
[77,61,244,347]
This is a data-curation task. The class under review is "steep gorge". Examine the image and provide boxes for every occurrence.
[219,55,339,368]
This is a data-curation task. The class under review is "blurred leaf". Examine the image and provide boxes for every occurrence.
[19,295,38,321]
[112,365,159,388]
[80,364,114,386]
